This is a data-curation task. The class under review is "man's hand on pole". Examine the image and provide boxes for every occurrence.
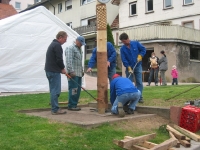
[128,66,133,74]
[137,54,142,62]
[86,68,92,72]
[107,61,110,67]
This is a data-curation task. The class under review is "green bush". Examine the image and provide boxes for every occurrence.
[84,59,89,65]
[107,24,115,46]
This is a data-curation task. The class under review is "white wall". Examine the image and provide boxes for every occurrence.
[119,0,200,30]
[10,0,34,12]
[44,0,118,28]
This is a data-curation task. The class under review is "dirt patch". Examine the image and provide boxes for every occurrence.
[115,115,170,133]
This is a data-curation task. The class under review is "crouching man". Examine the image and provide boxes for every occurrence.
[110,74,141,117]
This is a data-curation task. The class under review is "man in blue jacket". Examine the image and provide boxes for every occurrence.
[119,33,146,103]
[86,42,116,83]
[110,74,141,117]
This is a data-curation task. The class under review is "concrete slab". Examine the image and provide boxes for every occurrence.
[21,107,155,128]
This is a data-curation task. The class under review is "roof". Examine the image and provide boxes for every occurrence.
[20,0,48,13]
[111,15,119,29]
[0,3,17,19]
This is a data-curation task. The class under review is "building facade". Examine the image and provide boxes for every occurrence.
[9,0,34,12]
[112,0,200,83]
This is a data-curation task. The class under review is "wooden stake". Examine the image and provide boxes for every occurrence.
[169,131,180,148]
[151,138,178,150]
[178,139,191,147]
[96,1,108,114]
[173,124,200,142]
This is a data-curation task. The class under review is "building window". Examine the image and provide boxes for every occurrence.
[130,2,137,16]
[65,0,72,10]
[81,0,95,5]
[66,22,72,28]
[183,0,193,5]
[35,0,41,3]
[164,0,172,8]
[58,3,62,13]
[15,2,21,9]
[146,0,153,12]
[190,46,200,61]
[182,21,194,28]
[27,4,32,8]
[81,17,96,26]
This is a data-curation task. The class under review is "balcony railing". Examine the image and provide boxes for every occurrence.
[119,25,200,43]
[73,25,96,35]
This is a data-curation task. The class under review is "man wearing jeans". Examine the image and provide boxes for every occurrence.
[45,31,67,115]
[86,42,116,83]
[119,33,146,103]
[110,74,141,117]
[65,36,86,111]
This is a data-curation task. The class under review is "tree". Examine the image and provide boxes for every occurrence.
[107,24,115,46]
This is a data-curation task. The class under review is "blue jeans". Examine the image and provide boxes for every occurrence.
[45,71,61,113]
[125,65,143,97]
[108,67,116,83]
[68,76,82,108]
[111,90,141,114]
[148,68,159,85]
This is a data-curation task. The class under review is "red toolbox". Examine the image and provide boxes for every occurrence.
[180,105,200,132]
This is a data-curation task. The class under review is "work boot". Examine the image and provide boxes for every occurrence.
[127,108,134,114]
[51,109,67,115]
[117,102,125,117]
[138,98,144,103]
[123,104,129,112]
[68,107,81,111]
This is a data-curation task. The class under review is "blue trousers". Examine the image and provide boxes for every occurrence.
[68,76,82,108]
[172,78,178,85]
[111,90,141,114]
[125,65,143,97]
[148,68,159,85]
[45,71,61,112]
[108,67,116,83]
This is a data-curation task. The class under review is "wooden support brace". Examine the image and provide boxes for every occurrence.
[166,125,185,140]
[173,125,200,142]
[150,138,178,150]
[178,139,191,147]
[169,131,180,148]
[118,133,156,149]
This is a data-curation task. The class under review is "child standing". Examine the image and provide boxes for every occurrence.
[171,65,178,85]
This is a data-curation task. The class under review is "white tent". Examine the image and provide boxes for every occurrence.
[0,6,85,92]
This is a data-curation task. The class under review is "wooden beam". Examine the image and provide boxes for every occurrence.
[166,125,185,140]
[173,125,200,142]
[118,133,156,149]
[132,145,149,150]
[150,138,178,150]
[185,137,191,143]
[168,132,180,148]
[178,139,191,147]
[141,141,157,149]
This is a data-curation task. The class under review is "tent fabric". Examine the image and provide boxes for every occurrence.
[0,6,85,92]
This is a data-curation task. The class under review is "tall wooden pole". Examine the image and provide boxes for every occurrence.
[96,0,108,114]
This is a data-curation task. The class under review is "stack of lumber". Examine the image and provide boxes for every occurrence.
[113,125,200,150]
[113,133,177,150]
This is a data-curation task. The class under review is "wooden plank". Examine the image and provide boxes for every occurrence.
[168,132,180,148]
[118,133,156,149]
[173,125,200,142]
[185,137,191,143]
[178,139,191,147]
[132,145,149,150]
[150,138,178,150]
[166,125,185,140]
[141,141,157,149]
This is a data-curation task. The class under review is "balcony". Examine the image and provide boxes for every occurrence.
[73,25,96,36]
[118,25,200,44]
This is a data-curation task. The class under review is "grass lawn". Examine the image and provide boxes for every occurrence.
[0,84,199,150]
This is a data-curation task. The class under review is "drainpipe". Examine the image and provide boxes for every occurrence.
[48,0,55,15]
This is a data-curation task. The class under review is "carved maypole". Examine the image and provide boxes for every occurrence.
[96,0,110,114]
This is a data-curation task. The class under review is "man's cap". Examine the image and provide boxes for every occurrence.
[112,74,120,79]
[76,36,86,46]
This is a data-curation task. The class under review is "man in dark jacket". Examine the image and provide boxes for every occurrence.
[119,33,146,103]
[158,50,168,86]
[110,74,141,117]
[146,52,159,86]
[86,42,116,83]
[45,31,67,115]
